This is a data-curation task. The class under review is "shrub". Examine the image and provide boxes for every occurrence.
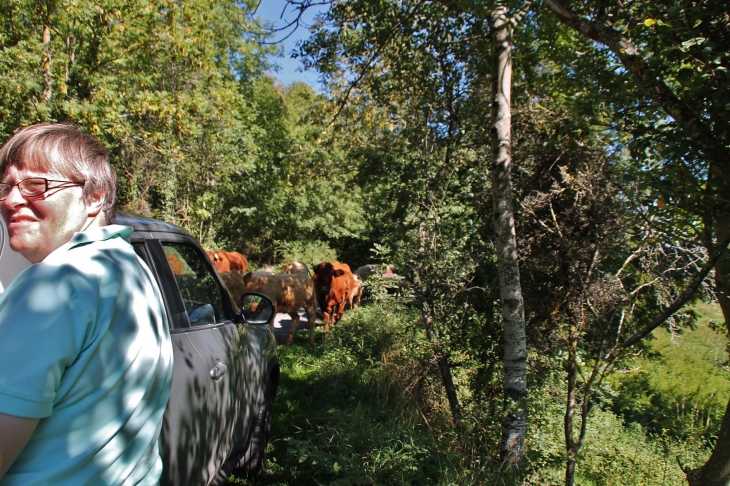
[228,302,716,485]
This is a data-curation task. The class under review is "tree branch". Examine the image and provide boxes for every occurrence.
[543,0,721,163]
[619,237,729,349]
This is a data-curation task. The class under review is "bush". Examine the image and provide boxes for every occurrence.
[526,360,711,485]
[227,302,715,485]
[274,240,339,268]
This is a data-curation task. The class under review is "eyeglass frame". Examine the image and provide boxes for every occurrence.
[0,177,86,201]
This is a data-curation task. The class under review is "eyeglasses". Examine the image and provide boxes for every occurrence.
[0,178,85,201]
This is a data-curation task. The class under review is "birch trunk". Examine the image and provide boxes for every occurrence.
[489,6,527,467]
[42,24,52,101]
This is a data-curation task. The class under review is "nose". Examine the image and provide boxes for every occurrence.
[2,184,28,208]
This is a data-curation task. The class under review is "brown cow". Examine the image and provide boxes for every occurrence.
[206,251,248,273]
[354,265,381,304]
[281,261,309,275]
[166,254,185,275]
[219,271,246,307]
[241,271,318,345]
[312,262,354,332]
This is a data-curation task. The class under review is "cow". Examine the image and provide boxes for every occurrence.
[348,274,364,310]
[254,265,277,275]
[240,271,318,345]
[281,261,309,275]
[219,271,246,307]
[206,251,248,273]
[166,253,185,275]
[354,265,382,304]
[312,262,355,332]
[355,265,381,281]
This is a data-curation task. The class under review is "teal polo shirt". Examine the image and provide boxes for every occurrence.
[0,225,173,486]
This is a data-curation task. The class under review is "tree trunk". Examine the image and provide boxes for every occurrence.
[489,6,527,467]
[713,160,730,339]
[41,24,52,101]
[693,163,730,485]
[564,324,579,486]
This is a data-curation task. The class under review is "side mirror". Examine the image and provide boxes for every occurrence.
[240,292,275,325]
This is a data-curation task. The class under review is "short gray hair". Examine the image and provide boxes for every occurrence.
[0,123,117,224]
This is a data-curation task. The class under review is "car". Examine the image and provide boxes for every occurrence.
[0,212,279,486]
[0,213,32,292]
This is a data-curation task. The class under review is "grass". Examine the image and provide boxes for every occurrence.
[226,303,468,485]
[224,300,728,485]
[611,301,730,439]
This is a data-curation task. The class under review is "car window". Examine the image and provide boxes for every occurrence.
[162,243,227,326]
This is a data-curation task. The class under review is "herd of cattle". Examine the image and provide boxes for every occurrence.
[202,251,372,345]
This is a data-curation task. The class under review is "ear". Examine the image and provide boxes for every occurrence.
[333,270,345,277]
[85,187,104,218]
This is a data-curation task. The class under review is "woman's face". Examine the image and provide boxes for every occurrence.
[1,162,91,263]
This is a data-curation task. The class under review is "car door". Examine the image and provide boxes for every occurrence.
[131,236,239,486]
[158,239,244,484]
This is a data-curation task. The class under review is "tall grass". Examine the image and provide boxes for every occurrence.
[228,301,720,485]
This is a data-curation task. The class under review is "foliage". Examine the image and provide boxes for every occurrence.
[611,303,730,440]
[273,239,338,269]
[0,2,369,261]
[229,302,470,485]
[527,380,711,485]
[225,302,714,485]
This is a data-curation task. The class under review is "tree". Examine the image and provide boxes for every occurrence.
[489,4,527,466]
[298,0,538,465]
[541,1,730,482]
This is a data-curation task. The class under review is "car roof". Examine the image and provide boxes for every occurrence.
[115,212,192,238]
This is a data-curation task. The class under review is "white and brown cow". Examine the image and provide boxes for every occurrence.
[239,271,318,345]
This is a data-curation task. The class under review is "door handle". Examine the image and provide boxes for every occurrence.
[209,362,227,380]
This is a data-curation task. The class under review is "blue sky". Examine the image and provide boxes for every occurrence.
[253,0,328,91]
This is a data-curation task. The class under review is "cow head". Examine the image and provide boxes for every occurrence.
[312,262,345,294]
[207,252,228,272]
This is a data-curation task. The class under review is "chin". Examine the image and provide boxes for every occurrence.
[8,238,39,261]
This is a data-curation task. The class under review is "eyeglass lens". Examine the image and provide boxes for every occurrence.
[0,178,48,200]
[0,178,82,200]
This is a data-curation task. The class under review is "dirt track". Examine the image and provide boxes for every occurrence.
[271,309,321,345]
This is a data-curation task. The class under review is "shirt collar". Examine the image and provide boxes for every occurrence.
[68,225,134,250]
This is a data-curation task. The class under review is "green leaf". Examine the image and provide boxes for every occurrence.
[681,37,707,49]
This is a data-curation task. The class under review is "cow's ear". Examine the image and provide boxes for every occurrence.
[333,269,345,277]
